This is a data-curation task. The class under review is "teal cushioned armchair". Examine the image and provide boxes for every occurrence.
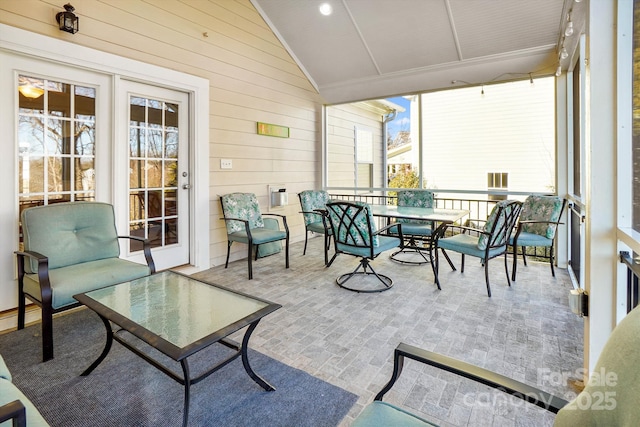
[509,195,566,281]
[15,201,155,362]
[220,192,290,280]
[298,190,332,265]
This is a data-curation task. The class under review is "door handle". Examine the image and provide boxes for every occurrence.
[182,184,192,190]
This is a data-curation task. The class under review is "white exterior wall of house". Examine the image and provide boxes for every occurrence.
[403,79,556,195]
[0,0,324,278]
[326,103,385,189]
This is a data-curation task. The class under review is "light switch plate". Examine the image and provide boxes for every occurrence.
[220,159,232,169]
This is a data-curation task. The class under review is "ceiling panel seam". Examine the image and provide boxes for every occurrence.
[445,0,463,61]
[342,0,381,75]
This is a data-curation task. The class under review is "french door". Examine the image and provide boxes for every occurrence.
[117,81,190,270]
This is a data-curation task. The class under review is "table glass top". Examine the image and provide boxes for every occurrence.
[369,205,468,222]
[81,271,272,348]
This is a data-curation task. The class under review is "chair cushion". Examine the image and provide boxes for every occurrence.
[553,306,640,426]
[299,190,330,225]
[336,235,401,258]
[23,258,151,309]
[0,356,10,382]
[0,380,50,426]
[220,193,264,234]
[21,202,120,273]
[438,233,506,259]
[329,201,379,247]
[227,228,287,245]
[520,195,564,238]
[397,190,434,226]
[509,231,553,247]
[398,223,432,236]
[351,401,437,427]
[0,355,50,427]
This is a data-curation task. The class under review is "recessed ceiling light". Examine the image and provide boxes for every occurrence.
[319,3,333,16]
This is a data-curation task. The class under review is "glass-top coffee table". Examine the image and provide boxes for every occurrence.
[74,270,281,427]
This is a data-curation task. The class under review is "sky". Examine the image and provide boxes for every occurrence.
[386,96,412,139]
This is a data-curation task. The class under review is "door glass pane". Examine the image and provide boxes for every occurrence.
[18,75,96,240]
[128,96,180,249]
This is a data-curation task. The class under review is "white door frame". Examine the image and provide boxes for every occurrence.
[0,24,209,311]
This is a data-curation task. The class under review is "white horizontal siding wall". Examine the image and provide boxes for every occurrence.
[326,104,384,189]
[0,0,324,267]
[422,78,556,194]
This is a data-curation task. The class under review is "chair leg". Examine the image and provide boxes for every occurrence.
[323,233,329,266]
[484,260,492,298]
[247,243,253,280]
[285,236,290,269]
[461,254,466,273]
[303,230,309,255]
[17,287,25,331]
[550,245,555,277]
[434,245,441,289]
[504,252,512,288]
[225,241,232,268]
[511,243,518,281]
[441,248,456,271]
[521,246,528,266]
[42,305,54,362]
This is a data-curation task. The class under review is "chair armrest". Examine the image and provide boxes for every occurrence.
[434,223,488,241]
[117,235,156,274]
[14,250,52,303]
[0,400,26,427]
[376,343,568,414]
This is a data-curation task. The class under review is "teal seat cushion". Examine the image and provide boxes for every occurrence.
[509,231,553,247]
[438,233,505,259]
[0,355,50,427]
[398,223,432,236]
[351,401,437,427]
[336,235,401,258]
[227,228,287,245]
[23,258,151,309]
[256,217,283,258]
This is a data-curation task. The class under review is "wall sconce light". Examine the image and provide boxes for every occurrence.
[56,3,79,34]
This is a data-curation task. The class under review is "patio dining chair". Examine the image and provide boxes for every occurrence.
[434,200,522,297]
[510,195,566,281]
[298,190,332,265]
[389,190,435,265]
[220,192,289,280]
[325,201,403,292]
[15,201,156,362]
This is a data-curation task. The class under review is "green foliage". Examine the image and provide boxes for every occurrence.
[388,170,422,199]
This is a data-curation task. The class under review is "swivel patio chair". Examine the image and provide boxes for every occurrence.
[298,190,332,265]
[352,304,640,426]
[15,201,156,362]
[434,200,522,297]
[325,201,403,293]
[510,195,567,281]
[220,192,289,280]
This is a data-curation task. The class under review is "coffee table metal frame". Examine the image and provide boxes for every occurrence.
[74,270,281,427]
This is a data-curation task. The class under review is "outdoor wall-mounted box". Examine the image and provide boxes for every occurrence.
[269,185,288,210]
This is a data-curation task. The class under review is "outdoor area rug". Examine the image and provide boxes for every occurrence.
[0,308,357,426]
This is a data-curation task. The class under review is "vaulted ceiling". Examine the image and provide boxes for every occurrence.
[252,0,583,104]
